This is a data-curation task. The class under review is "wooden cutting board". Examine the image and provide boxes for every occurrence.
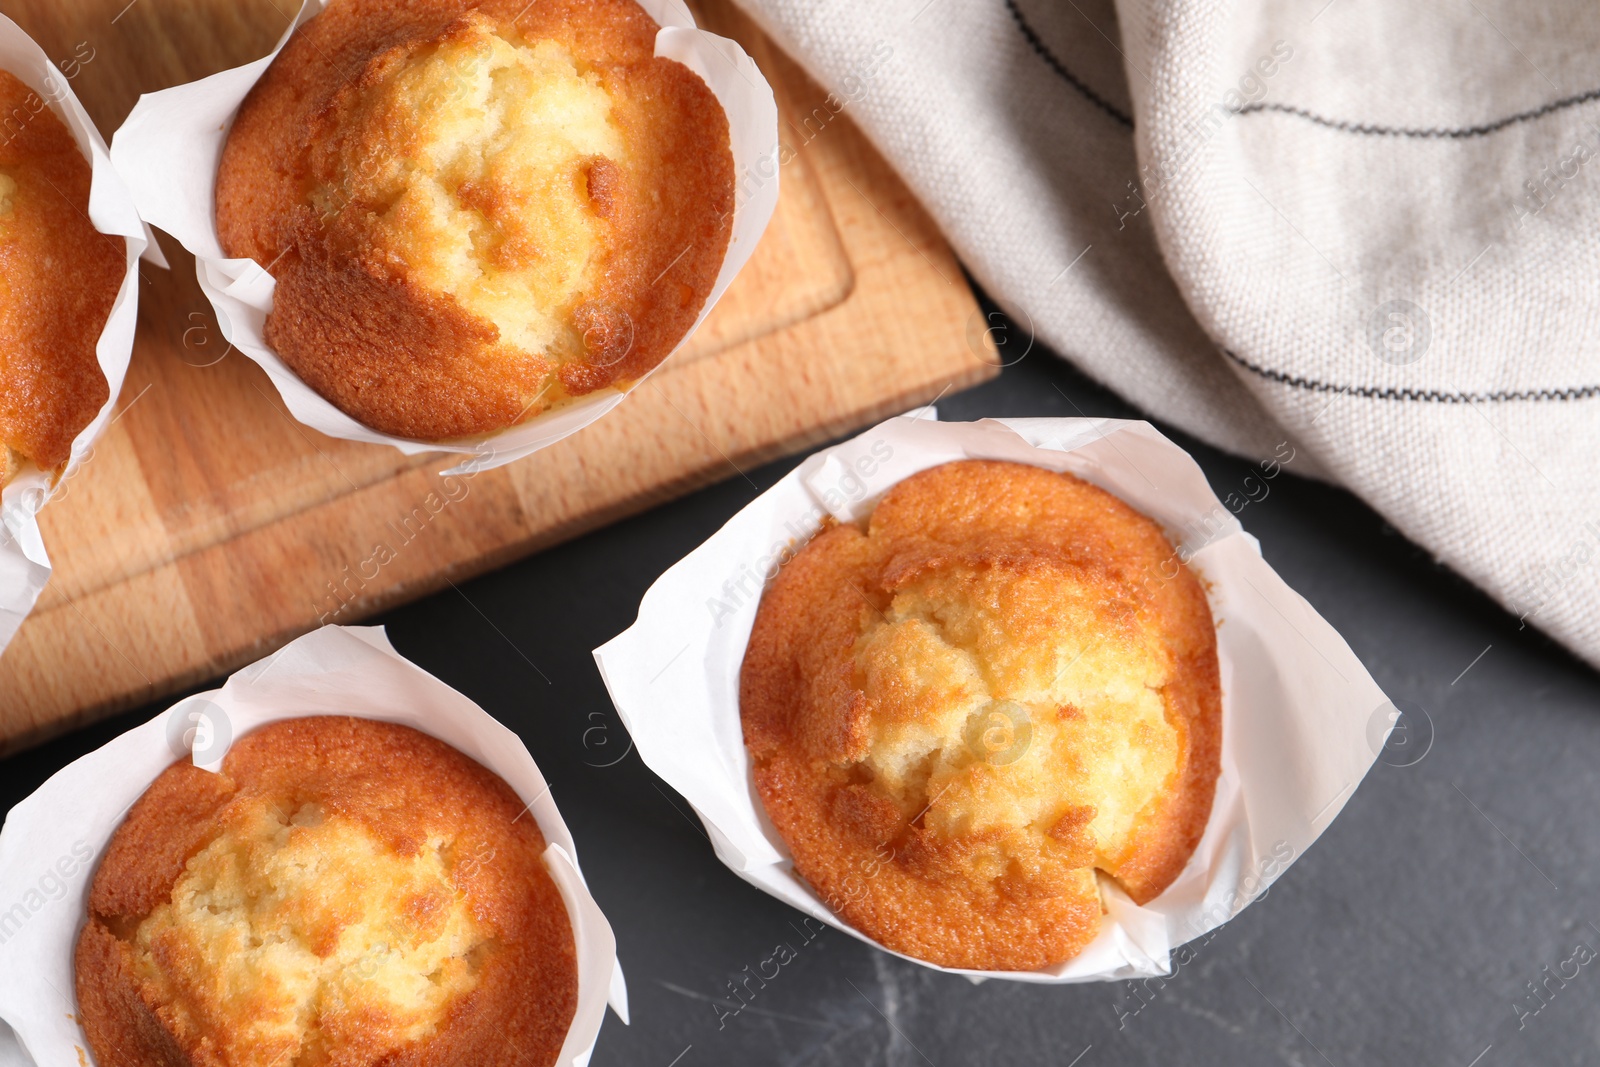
[0,0,994,753]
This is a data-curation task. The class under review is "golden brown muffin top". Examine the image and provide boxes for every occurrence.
[215,0,735,441]
[740,460,1223,971]
[75,716,578,1067]
[0,69,123,484]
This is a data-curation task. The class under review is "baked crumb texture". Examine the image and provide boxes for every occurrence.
[0,69,122,483]
[215,0,735,441]
[75,717,578,1067]
[740,461,1223,971]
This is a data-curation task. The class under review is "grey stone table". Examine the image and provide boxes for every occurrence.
[4,299,1597,1067]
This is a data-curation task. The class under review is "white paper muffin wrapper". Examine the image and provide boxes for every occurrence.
[0,15,157,660]
[0,625,627,1067]
[109,0,779,474]
[595,412,1394,984]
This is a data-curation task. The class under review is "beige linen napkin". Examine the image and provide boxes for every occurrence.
[731,0,1600,669]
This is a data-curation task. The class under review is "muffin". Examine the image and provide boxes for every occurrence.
[0,69,124,487]
[75,716,578,1067]
[215,0,736,441]
[740,460,1223,971]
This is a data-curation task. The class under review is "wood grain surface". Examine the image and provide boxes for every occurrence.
[0,0,995,752]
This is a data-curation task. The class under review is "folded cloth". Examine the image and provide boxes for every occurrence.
[732,0,1600,670]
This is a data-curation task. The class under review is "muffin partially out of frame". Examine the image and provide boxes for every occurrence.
[0,69,123,487]
[75,716,578,1067]
[740,460,1223,971]
[215,0,736,442]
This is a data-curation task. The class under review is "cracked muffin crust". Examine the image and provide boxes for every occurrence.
[740,460,1222,971]
[74,716,577,1067]
[215,0,735,441]
[0,69,123,486]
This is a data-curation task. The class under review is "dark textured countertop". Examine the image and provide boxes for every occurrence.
[4,300,1597,1067]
